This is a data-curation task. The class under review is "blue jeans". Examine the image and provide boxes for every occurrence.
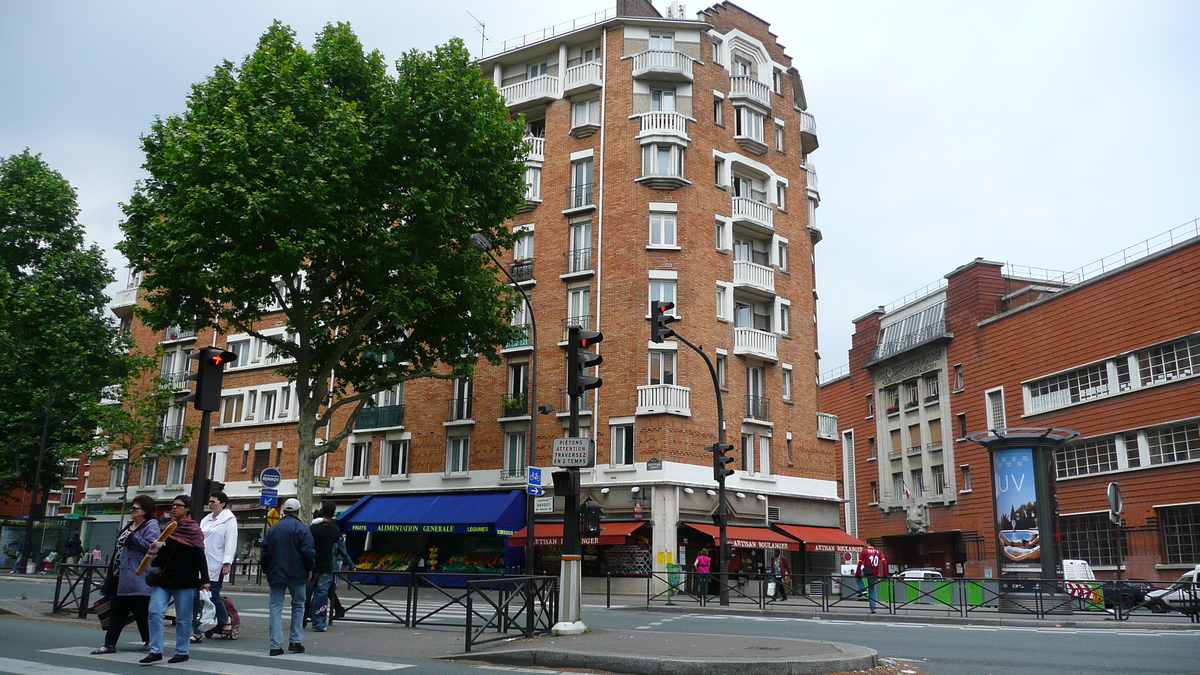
[149,586,195,656]
[865,576,880,612]
[269,582,307,650]
[310,573,332,630]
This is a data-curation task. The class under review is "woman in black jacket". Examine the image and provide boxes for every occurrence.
[142,495,209,665]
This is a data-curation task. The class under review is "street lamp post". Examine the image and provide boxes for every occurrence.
[470,233,539,576]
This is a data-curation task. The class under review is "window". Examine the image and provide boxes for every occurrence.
[924,374,940,402]
[772,68,783,93]
[649,211,677,246]
[383,440,409,478]
[1027,363,1109,413]
[732,56,751,76]
[985,387,1006,430]
[514,231,534,262]
[776,241,788,271]
[1137,334,1200,385]
[716,285,728,320]
[892,472,904,501]
[612,425,634,465]
[714,157,725,186]
[869,481,879,504]
[581,45,600,62]
[960,465,972,492]
[222,394,244,424]
[570,159,594,208]
[905,382,919,409]
[775,121,785,151]
[735,107,764,142]
[885,387,899,414]
[912,470,925,497]
[572,98,600,128]
[109,460,127,489]
[167,455,187,486]
[1061,513,1123,566]
[1158,504,1200,565]
[932,465,946,495]
[649,280,677,314]
[568,220,592,273]
[245,390,258,419]
[953,364,964,391]
[649,351,676,385]
[451,377,473,420]
[732,174,765,201]
[649,32,674,51]
[141,456,159,487]
[642,144,683,178]
[713,93,723,125]
[261,391,277,420]
[567,286,591,324]
[252,447,271,483]
[1057,437,1119,478]
[1146,420,1200,465]
[528,61,548,78]
[957,413,968,439]
[868,436,877,460]
[778,304,790,335]
[63,459,80,478]
[504,432,526,479]
[715,219,728,249]
[349,442,370,478]
[781,367,793,401]
[60,486,75,508]
[1125,432,1142,468]
[447,436,470,474]
[716,353,727,388]
[866,394,874,417]
[524,167,541,201]
[650,88,676,112]
[711,36,722,64]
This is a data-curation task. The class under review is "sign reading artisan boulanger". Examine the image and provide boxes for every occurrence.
[347,523,503,534]
[727,537,791,550]
[807,543,863,553]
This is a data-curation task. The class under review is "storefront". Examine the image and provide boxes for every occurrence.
[507,521,649,577]
[680,523,800,581]
[338,490,524,579]
[773,524,868,576]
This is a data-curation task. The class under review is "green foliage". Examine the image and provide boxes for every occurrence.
[118,23,528,513]
[0,151,126,498]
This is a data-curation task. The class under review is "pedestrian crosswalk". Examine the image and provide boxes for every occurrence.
[0,646,417,675]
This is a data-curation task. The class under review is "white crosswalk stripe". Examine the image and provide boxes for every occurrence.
[0,656,115,675]
[40,646,415,673]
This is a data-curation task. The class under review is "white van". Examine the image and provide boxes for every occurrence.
[1062,559,1096,580]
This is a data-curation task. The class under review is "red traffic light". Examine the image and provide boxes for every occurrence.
[578,329,604,348]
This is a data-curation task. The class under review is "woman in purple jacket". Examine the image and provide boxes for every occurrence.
[91,495,161,654]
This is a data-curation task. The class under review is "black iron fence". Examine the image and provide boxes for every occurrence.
[52,564,106,619]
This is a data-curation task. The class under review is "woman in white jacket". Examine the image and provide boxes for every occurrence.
[193,490,238,641]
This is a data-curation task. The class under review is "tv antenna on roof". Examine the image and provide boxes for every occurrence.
[466,10,491,59]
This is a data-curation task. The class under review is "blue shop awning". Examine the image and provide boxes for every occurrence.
[338,490,525,536]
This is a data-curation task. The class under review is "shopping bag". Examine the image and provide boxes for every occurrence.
[197,589,218,632]
[766,581,777,597]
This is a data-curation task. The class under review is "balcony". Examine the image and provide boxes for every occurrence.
[504,324,532,350]
[356,403,406,430]
[160,371,190,392]
[817,412,838,440]
[906,445,924,457]
[870,319,949,363]
[745,394,771,422]
[631,50,693,81]
[637,111,689,140]
[636,384,691,416]
[560,314,593,341]
[110,286,139,319]
[806,164,820,204]
[152,424,185,445]
[800,109,819,153]
[731,196,774,233]
[524,136,545,162]
[563,61,603,95]
[500,393,529,418]
[732,260,774,294]
[729,76,771,109]
[565,183,596,212]
[563,248,594,277]
[447,397,472,422]
[499,74,560,108]
[734,327,778,361]
[508,259,534,283]
[161,326,197,343]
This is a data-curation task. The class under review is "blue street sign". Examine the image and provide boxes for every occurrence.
[527,466,542,486]
[260,488,278,497]
[259,467,282,488]
[526,485,545,496]
[259,492,278,507]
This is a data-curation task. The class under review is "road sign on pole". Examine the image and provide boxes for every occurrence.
[259,488,278,508]
[259,467,282,489]
[528,467,542,486]
[526,485,546,496]
[551,437,595,468]
[1107,481,1123,525]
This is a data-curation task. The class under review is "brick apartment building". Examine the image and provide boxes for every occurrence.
[84,1,856,588]
[819,220,1200,582]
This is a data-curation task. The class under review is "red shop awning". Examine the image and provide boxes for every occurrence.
[508,521,644,547]
[773,524,866,554]
[684,523,799,551]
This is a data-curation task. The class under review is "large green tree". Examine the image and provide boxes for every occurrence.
[119,23,527,516]
[0,150,126,500]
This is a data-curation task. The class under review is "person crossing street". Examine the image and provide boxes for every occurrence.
[262,499,314,656]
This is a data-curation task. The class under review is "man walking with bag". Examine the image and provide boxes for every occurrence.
[262,499,314,656]
[855,544,887,614]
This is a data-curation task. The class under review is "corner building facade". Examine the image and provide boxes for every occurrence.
[87,1,851,592]
[820,222,1200,582]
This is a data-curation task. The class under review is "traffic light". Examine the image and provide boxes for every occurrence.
[185,346,238,412]
[709,442,735,481]
[581,499,603,536]
[551,469,580,497]
[566,325,603,397]
[650,300,676,343]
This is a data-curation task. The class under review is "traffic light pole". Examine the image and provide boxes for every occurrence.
[188,410,212,522]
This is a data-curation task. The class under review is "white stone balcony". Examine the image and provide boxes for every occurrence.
[524,136,545,162]
[817,412,838,440]
[564,61,603,94]
[631,50,693,81]
[734,327,778,361]
[637,111,689,140]
[730,76,771,109]
[732,260,774,294]
[731,196,774,233]
[500,74,560,107]
[800,109,819,153]
[807,164,820,203]
[636,384,691,416]
[110,286,139,319]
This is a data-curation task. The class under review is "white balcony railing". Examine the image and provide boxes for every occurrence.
[631,50,693,79]
[112,286,138,307]
[639,111,689,136]
[524,136,545,161]
[800,109,817,136]
[636,384,691,416]
[499,74,560,107]
[734,327,778,361]
[563,61,603,91]
[731,196,774,229]
[807,164,819,197]
[730,75,771,108]
[161,371,189,391]
[817,412,838,440]
[732,260,774,293]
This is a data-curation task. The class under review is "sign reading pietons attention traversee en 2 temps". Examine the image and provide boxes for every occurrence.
[551,437,595,468]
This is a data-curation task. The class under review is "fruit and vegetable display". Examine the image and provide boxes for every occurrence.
[355,550,415,571]
[440,552,504,574]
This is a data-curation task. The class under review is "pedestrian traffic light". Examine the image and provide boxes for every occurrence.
[709,442,735,481]
[581,499,603,536]
[566,325,603,397]
[650,300,676,343]
[185,346,238,412]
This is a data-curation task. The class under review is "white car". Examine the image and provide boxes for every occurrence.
[1145,566,1200,615]
[894,568,944,580]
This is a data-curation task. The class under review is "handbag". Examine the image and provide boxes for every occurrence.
[145,566,165,587]
[94,596,137,631]
[766,580,777,597]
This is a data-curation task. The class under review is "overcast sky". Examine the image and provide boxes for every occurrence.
[2,1,1197,372]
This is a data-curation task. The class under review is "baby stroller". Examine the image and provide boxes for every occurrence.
[204,597,241,640]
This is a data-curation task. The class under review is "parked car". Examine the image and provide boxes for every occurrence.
[894,568,944,580]
[1100,579,1155,610]
[1145,566,1200,615]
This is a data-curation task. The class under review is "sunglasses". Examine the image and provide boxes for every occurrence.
[131,506,144,512]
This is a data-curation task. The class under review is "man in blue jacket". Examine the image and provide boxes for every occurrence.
[261,499,315,656]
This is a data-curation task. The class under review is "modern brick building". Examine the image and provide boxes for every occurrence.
[819,219,1200,582]
[85,1,854,590]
